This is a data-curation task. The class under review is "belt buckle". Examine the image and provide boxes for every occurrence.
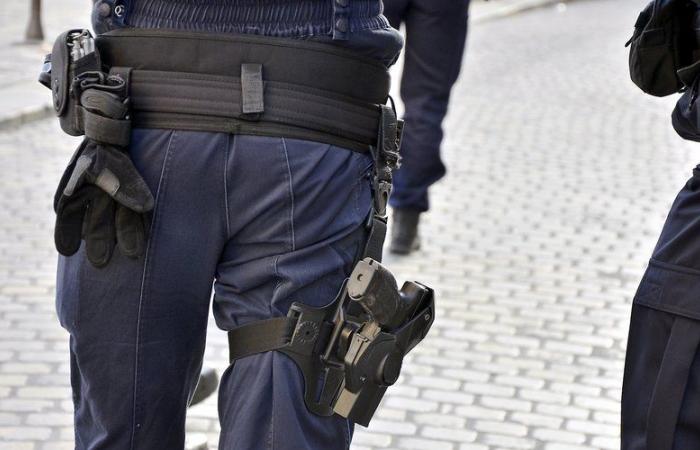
[373,179,392,218]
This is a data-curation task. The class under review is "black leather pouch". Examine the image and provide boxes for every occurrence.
[48,29,102,136]
[628,0,700,97]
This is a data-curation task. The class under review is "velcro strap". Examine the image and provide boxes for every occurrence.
[228,317,296,362]
[82,108,131,147]
[378,105,399,163]
[241,63,264,115]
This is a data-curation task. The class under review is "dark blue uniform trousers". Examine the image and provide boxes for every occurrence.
[383,0,470,212]
[56,130,373,449]
[623,166,700,449]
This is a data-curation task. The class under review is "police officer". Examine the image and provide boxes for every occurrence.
[382,0,471,254]
[622,1,700,448]
[53,1,404,448]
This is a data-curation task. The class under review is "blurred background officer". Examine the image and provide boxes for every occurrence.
[622,1,700,448]
[54,1,402,449]
[383,0,471,254]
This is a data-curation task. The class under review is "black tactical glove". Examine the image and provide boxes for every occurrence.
[54,139,154,267]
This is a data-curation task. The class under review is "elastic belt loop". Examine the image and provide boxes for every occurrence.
[108,66,132,98]
[241,63,265,118]
[370,104,401,218]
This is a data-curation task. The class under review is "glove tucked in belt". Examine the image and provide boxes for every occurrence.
[53,72,153,268]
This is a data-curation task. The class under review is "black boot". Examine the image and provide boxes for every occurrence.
[390,209,421,255]
[190,367,218,407]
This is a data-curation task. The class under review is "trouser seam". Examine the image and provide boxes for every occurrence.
[129,130,176,449]
[268,354,275,450]
[223,135,233,238]
[280,137,296,252]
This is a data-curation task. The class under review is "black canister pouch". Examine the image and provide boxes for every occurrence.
[671,56,700,142]
[47,29,102,136]
[672,71,700,142]
[627,0,700,97]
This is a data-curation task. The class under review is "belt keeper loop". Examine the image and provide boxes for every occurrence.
[241,63,264,118]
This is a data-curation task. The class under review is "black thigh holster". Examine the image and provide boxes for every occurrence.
[227,259,435,427]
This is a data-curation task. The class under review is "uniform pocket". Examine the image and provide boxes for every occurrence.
[650,169,700,271]
[623,261,700,450]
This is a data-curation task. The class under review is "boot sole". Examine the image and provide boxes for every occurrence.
[389,240,420,255]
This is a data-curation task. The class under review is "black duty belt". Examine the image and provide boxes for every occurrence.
[95,29,393,152]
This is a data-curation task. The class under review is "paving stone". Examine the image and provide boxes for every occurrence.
[480,434,536,449]
[0,443,35,450]
[0,427,51,440]
[421,426,478,443]
[565,419,618,437]
[422,389,476,406]
[472,421,528,437]
[532,428,587,445]
[480,396,533,415]
[397,437,454,450]
[590,435,620,449]
[509,412,563,430]
[366,420,418,436]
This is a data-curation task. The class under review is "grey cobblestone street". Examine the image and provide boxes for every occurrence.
[1,0,698,448]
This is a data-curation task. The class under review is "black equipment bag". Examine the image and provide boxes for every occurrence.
[622,169,700,449]
[627,0,700,97]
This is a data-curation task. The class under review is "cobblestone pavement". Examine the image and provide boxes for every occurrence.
[1,0,699,449]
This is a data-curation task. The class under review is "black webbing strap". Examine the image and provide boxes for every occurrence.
[227,316,297,362]
[81,109,131,146]
[126,69,381,152]
[70,67,132,147]
[360,104,402,264]
[363,217,387,263]
[646,316,700,450]
[96,29,390,104]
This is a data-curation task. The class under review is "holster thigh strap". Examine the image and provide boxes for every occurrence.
[227,317,296,362]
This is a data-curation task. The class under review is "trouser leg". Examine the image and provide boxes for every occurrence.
[382,0,410,29]
[214,136,373,450]
[622,167,700,450]
[56,129,228,449]
[387,0,470,212]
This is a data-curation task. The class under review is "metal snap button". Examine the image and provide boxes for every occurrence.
[96,1,111,18]
[335,17,349,33]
